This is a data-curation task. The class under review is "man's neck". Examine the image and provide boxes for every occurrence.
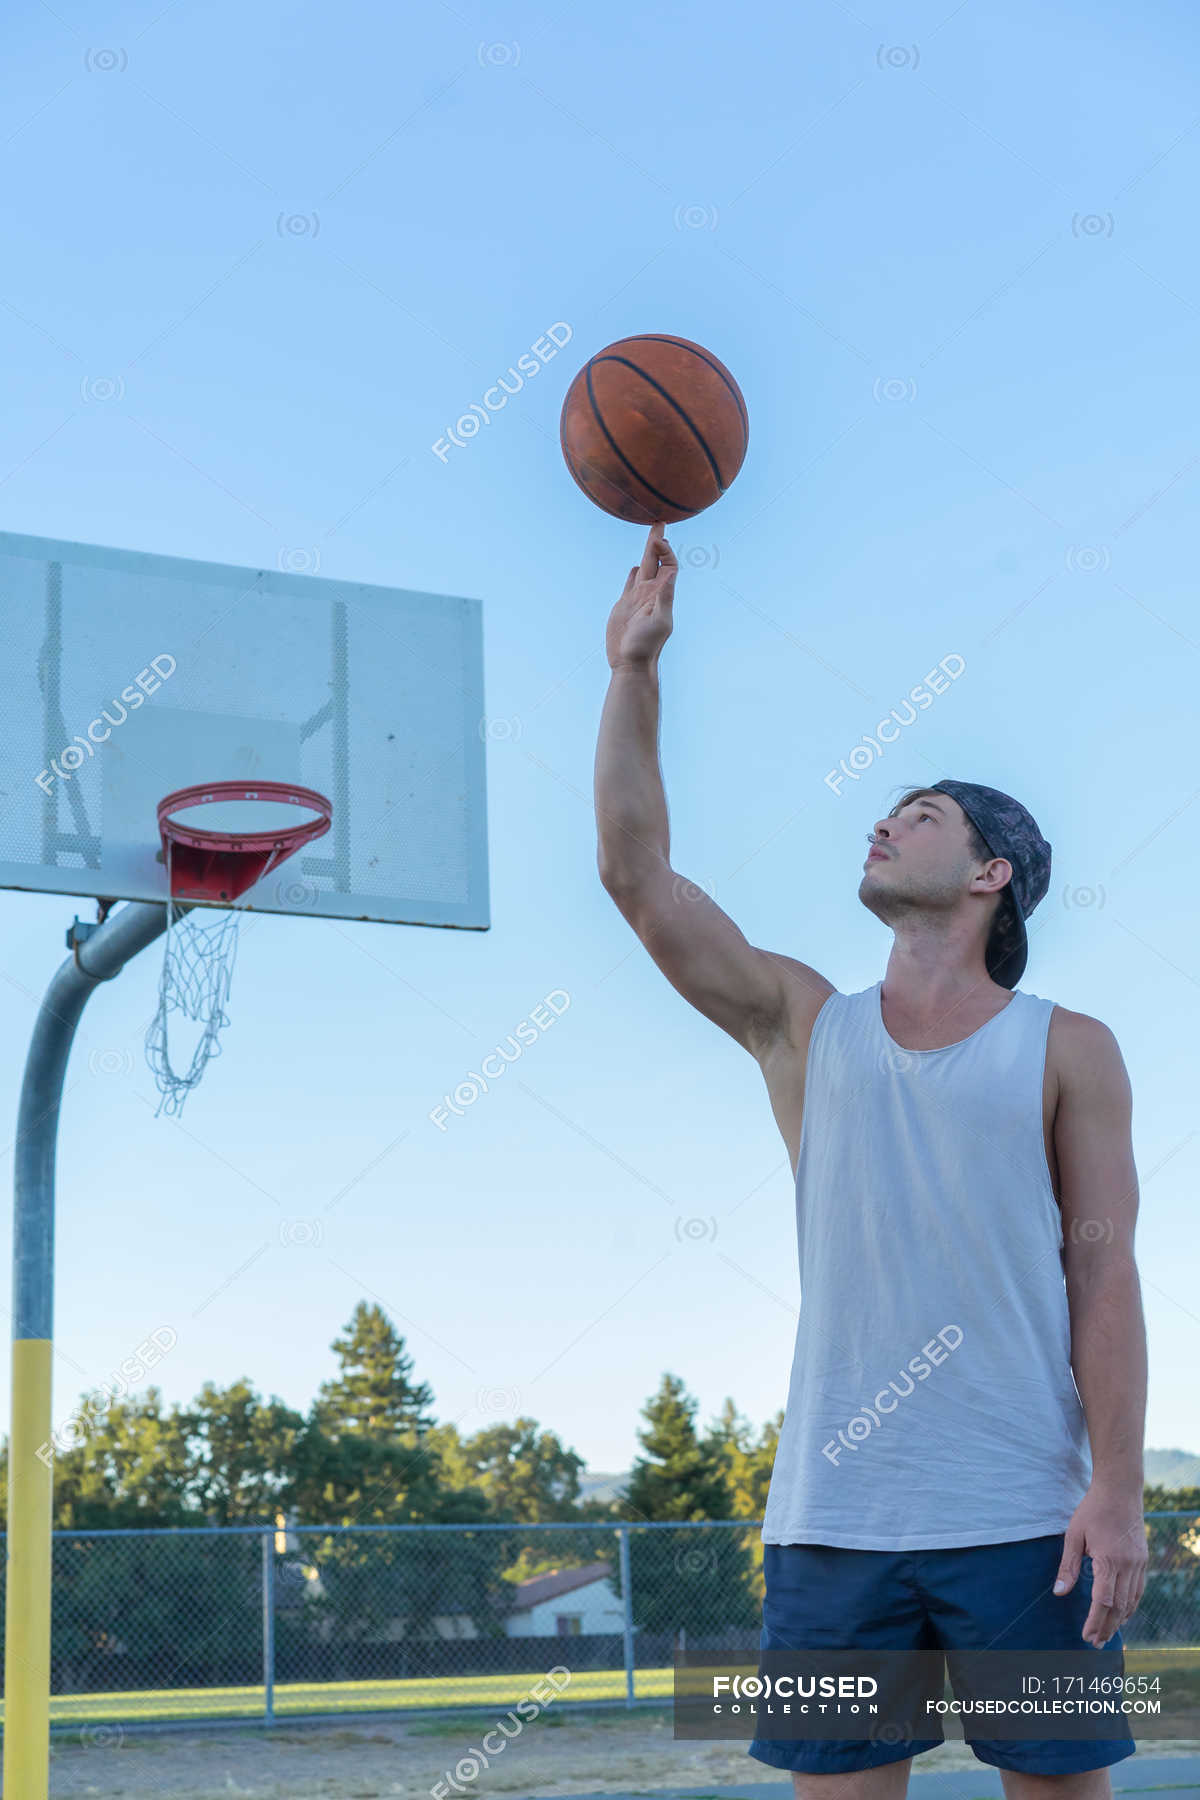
[881,937,1010,1040]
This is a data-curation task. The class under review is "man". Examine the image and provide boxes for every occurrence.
[594,523,1148,1798]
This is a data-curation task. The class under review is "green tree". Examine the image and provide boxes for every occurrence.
[708,1397,782,1516]
[312,1302,435,1437]
[428,1416,598,1588]
[621,1374,759,1641]
[626,1374,732,1521]
[1143,1487,1200,1568]
[456,1417,585,1521]
[291,1304,448,1525]
[1140,1488,1200,1643]
[706,1396,783,1602]
[1144,1484,1200,1516]
[182,1379,304,1525]
[424,1420,482,1504]
[285,1306,511,1654]
[49,1388,195,1529]
[289,1417,444,1525]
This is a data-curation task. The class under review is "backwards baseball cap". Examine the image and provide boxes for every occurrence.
[929,780,1052,990]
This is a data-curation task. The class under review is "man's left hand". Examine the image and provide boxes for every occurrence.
[1054,1483,1148,1648]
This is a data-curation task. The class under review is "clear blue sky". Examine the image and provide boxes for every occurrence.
[0,0,1196,1480]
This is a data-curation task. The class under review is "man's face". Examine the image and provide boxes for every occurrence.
[857,791,986,924]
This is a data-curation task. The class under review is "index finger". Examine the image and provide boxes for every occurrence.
[639,520,674,579]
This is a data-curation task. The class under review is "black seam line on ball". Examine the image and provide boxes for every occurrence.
[579,361,693,512]
[633,335,749,441]
[592,355,730,490]
[583,360,698,511]
[585,357,725,507]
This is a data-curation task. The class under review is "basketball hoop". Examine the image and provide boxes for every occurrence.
[146,782,332,1116]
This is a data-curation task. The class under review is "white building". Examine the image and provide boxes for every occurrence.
[503,1561,625,1637]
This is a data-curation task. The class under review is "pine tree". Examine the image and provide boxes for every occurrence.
[626,1373,731,1520]
[294,1304,443,1525]
[621,1374,758,1643]
[705,1398,784,1605]
[708,1397,783,1521]
[311,1302,435,1438]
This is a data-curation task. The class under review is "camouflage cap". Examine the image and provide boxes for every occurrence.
[931,779,1052,989]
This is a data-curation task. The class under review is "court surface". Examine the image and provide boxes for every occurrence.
[39,1711,1200,1799]
[578,1757,1200,1800]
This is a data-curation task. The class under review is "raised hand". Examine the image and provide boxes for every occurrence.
[605,522,678,672]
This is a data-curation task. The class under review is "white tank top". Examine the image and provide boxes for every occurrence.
[761,980,1093,1550]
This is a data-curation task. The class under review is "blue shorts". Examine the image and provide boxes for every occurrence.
[747,1534,1137,1776]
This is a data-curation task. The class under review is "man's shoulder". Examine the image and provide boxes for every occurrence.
[1042,1002,1126,1087]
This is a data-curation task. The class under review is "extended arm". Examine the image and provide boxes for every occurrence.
[594,525,833,1056]
[1051,1010,1148,1647]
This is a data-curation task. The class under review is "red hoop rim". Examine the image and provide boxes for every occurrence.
[157,781,333,855]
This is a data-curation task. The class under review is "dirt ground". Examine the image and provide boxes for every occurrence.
[43,1708,1200,1800]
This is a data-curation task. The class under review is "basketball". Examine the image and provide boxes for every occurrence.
[559,333,749,524]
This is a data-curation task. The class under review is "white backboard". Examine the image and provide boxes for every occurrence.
[0,531,489,928]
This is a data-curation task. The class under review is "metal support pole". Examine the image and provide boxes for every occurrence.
[617,1525,636,1708]
[4,902,167,1800]
[261,1527,276,1724]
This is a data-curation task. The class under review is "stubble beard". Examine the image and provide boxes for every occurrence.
[857,864,965,928]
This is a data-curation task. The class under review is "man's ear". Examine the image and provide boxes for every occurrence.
[972,856,1012,897]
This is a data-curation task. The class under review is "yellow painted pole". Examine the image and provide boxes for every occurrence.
[5,903,168,1796]
[4,1340,54,1800]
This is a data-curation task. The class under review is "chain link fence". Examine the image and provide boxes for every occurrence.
[1,1511,1195,1730]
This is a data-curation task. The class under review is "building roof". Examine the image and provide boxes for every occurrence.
[508,1561,614,1611]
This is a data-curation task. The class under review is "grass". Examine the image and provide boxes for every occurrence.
[18,1645,1197,1734]
[26,1665,676,1730]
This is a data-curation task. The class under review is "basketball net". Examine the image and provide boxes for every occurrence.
[144,781,332,1116]
[145,838,288,1118]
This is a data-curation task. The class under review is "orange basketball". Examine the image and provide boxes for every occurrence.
[559,333,748,524]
